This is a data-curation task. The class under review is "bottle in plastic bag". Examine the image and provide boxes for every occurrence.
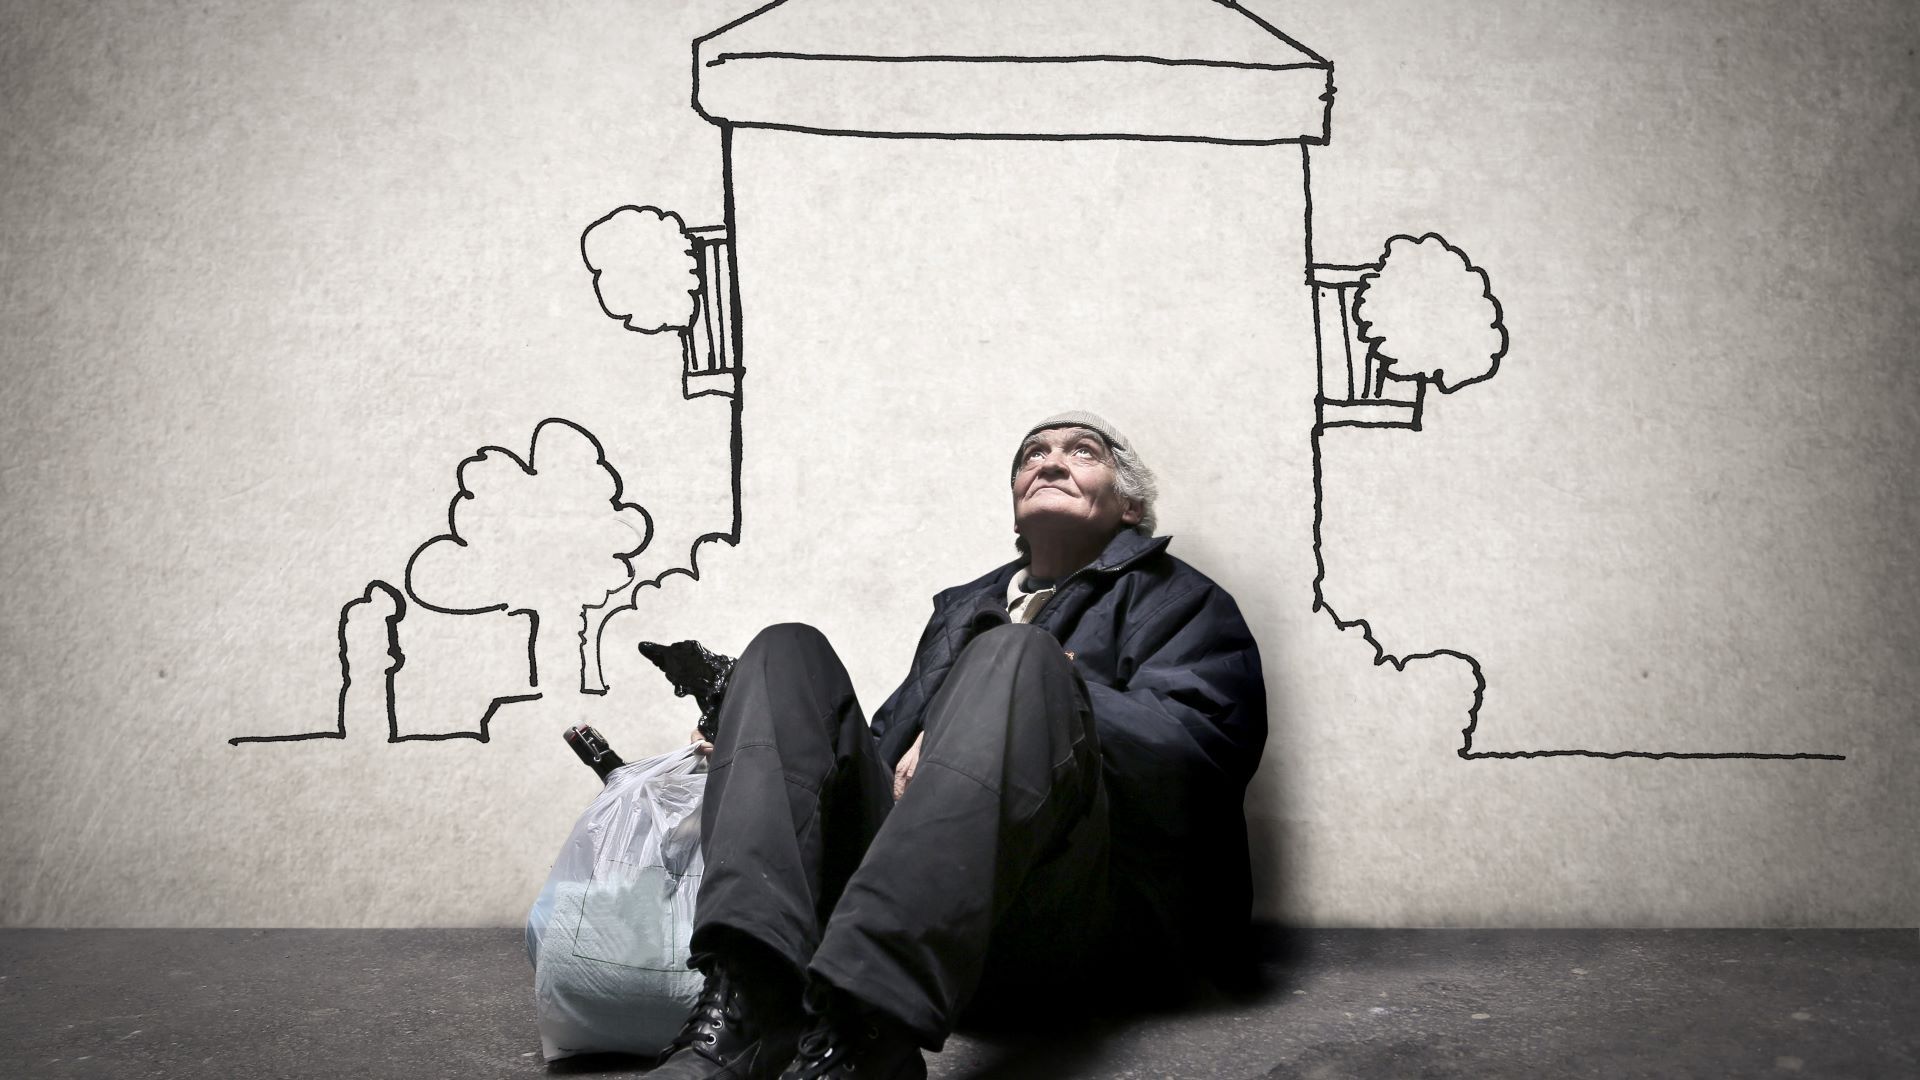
[526,725,707,1062]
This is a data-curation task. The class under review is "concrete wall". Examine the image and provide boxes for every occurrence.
[1,0,1914,928]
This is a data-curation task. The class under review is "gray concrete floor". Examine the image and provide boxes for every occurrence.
[1,929,1914,1079]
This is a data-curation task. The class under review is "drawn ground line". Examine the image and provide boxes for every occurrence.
[229,578,541,745]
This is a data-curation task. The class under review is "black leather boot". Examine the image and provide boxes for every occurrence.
[778,989,925,1080]
[652,957,803,1080]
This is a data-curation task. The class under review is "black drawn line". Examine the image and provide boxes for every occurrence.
[571,204,741,692]
[225,732,344,746]
[698,0,792,45]
[1256,0,1339,145]
[579,136,747,684]
[699,250,721,383]
[405,417,652,700]
[228,580,406,745]
[695,123,1328,147]
[382,609,536,744]
[690,0,1332,146]
[520,609,540,690]
[229,583,538,745]
[582,205,704,335]
[681,227,741,401]
[1318,418,1421,431]
[615,396,743,599]
[1309,434,1843,762]
[245,196,728,733]
[388,693,544,745]
[403,420,652,616]
[704,52,1328,73]
[356,581,407,738]
[1466,748,1846,761]
[237,3,1842,767]
[1352,233,1507,395]
[1312,248,1435,430]
[1214,0,1331,67]
[1338,269,1356,400]
[1302,170,1843,759]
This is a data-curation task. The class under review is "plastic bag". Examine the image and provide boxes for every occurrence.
[526,741,707,1062]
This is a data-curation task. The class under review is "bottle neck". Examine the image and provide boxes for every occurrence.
[563,725,626,783]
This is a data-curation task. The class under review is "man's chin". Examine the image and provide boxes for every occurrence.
[1015,512,1106,545]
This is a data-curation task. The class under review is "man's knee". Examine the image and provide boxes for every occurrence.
[958,622,1063,666]
[726,622,848,730]
[741,621,832,664]
[939,624,1077,710]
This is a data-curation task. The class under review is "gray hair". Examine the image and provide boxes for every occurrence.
[1012,430,1157,555]
[1109,441,1158,536]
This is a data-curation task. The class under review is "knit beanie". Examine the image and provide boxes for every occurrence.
[1010,411,1133,482]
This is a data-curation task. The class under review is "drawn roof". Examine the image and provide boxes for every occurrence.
[694,0,1333,144]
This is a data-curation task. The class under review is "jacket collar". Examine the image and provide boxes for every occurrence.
[947,530,1171,609]
[1080,528,1172,575]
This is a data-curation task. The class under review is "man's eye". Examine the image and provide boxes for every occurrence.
[1072,445,1096,458]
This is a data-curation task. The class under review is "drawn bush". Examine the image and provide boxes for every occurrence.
[1352,233,1507,393]
[581,205,701,333]
[406,419,653,695]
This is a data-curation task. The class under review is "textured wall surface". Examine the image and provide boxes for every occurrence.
[1,0,1914,928]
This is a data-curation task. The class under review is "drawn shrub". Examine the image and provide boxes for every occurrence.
[1352,234,1507,393]
[581,205,701,333]
[407,419,652,694]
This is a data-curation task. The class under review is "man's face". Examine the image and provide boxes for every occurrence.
[1012,426,1141,546]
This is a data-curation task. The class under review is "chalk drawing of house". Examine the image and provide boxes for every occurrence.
[651,0,1433,754]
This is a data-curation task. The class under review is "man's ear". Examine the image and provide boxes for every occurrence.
[1121,500,1143,526]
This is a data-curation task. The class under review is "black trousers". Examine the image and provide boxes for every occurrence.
[689,622,1111,1048]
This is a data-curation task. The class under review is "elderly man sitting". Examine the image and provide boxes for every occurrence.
[654,412,1268,1080]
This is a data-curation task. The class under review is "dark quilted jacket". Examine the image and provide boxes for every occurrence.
[870,529,1268,970]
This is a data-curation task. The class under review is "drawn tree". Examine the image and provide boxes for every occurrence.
[581,205,701,334]
[1352,233,1507,393]
[406,418,653,696]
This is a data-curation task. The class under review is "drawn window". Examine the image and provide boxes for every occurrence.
[1314,262,1426,430]
[682,226,739,401]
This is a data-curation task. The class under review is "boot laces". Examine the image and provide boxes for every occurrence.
[671,966,741,1053]
[789,1013,882,1079]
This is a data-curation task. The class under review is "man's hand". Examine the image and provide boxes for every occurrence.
[689,728,713,757]
[892,732,924,801]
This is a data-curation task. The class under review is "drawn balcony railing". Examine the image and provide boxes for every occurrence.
[1313,262,1425,431]
[682,225,740,401]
